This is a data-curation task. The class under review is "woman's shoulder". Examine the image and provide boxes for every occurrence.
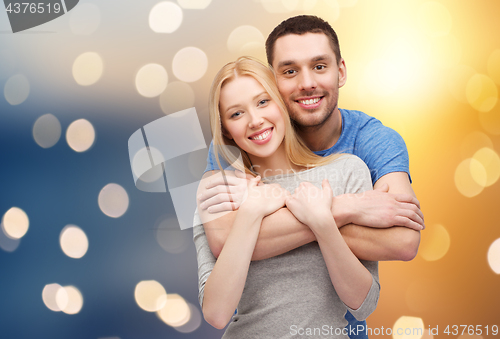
[324,153,369,172]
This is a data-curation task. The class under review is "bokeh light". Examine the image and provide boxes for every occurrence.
[487,49,500,85]
[42,283,66,312]
[4,74,30,105]
[454,158,486,197]
[2,207,29,239]
[98,183,129,218]
[460,131,493,160]
[155,217,190,254]
[177,0,211,9]
[393,316,425,339]
[478,109,500,135]
[66,119,96,152]
[227,25,265,54]
[33,114,61,149]
[0,223,21,252]
[157,293,190,327]
[72,52,104,86]
[69,3,101,35]
[149,2,183,33]
[487,238,500,274]
[472,148,500,187]
[60,225,89,259]
[417,1,452,37]
[135,64,168,98]
[134,280,167,312]
[132,147,165,183]
[172,47,208,83]
[466,74,498,112]
[448,65,476,103]
[259,0,296,13]
[173,302,202,333]
[159,81,195,115]
[57,286,83,314]
[419,224,451,261]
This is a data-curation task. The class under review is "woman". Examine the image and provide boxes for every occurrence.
[194,56,379,338]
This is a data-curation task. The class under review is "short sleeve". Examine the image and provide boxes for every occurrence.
[355,120,411,184]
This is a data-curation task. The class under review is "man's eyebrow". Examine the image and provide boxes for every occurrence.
[276,60,295,69]
[276,55,333,69]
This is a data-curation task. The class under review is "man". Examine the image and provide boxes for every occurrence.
[196,15,424,338]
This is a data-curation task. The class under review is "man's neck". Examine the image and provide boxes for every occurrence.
[296,108,343,152]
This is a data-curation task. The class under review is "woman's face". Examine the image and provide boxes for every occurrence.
[219,75,285,160]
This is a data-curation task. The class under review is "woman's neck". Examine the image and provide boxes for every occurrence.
[248,142,303,177]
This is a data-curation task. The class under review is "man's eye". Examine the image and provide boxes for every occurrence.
[315,65,326,70]
[284,69,296,75]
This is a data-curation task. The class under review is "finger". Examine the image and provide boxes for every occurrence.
[200,193,237,210]
[398,202,425,224]
[396,206,424,228]
[394,194,421,209]
[393,216,424,231]
[207,202,237,213]
[199,185,241,202]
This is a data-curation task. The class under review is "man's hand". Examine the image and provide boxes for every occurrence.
[332,183,425,231]
[198,170,252,213]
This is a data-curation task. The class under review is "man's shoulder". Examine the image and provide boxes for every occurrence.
[340,108,384,132]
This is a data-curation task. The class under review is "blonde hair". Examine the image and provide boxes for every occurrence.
[209,56,339,176]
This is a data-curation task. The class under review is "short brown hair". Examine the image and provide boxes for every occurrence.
[265,15,342,66]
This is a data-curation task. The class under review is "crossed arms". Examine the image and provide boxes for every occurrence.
[198,170,424,262]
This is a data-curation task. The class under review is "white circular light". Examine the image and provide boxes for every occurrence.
[135,64,168,98]
[157,293,190,327]
[227,25,265,54]
[98,183,129,218]
[2,207,29,239]
[172,47,208,83]
[58,286,83,314]
[149,2,183,33]
[43,283,66,312]
[135,280,168,312]
[60,225,89,259]
[72,52,103,86]
[487,238,500,274]
[66,119,96,152]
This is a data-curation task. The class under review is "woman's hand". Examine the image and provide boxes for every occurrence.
[241,176,289,217]
[286,179,334,229]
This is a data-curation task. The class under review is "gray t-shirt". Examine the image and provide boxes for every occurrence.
[193,154,380,338]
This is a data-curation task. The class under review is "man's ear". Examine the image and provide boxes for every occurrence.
[338,58,347,88]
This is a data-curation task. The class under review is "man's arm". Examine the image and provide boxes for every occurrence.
[339,172,421,261]
[199,171,423,261]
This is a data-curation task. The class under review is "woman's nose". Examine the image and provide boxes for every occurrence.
[248,110,264,129]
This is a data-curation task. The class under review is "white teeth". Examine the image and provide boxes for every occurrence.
[250,129,271,140]
[299,97,320,105]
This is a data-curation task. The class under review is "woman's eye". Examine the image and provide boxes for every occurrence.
[258,99,269,106]
[231,111,242,118]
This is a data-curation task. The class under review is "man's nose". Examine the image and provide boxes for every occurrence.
[298,70,317,91]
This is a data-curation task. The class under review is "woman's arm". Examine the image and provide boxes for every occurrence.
[200,178,288,329]
[286,179,375,311]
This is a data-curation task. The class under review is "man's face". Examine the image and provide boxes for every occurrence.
[272,33,346,128]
